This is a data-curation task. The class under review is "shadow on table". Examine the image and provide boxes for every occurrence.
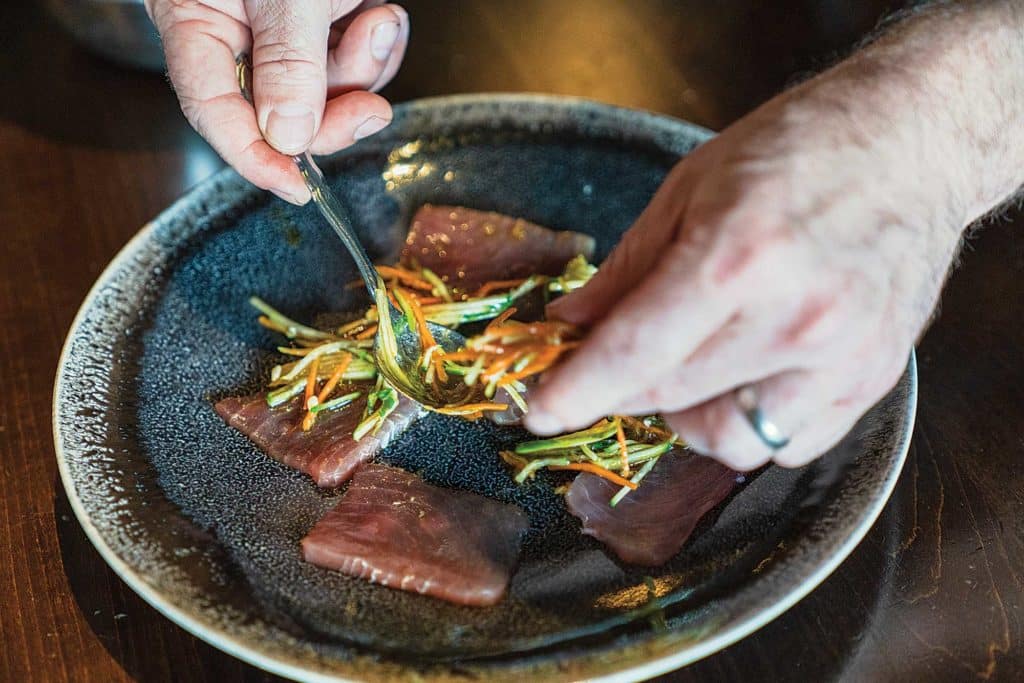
[0,3,194,152]
[54,478,287,683]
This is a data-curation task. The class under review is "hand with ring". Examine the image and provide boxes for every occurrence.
[525,4,1024,469]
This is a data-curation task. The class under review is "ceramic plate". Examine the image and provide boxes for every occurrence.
[54,94,915,682]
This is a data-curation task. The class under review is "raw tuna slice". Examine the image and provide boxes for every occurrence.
[215,390,421,488]
[401,204,595,292]
[566,450,738,566]
[301,464,529,606]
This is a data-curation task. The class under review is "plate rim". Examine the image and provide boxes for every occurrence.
[53,92,915,682]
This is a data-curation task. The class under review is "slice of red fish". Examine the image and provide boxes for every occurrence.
[301,464,529,606]
[565,450,738,566]
[401,204,596,292]
[214,390,421,488]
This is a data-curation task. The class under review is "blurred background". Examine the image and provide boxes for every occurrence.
[9,0,900,212]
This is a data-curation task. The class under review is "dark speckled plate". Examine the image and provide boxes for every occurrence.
[54,94,915,682]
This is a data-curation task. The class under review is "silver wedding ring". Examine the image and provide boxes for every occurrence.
[736,385,790,450]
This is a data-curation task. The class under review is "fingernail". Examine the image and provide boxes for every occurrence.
[270,186,309,205]
[370,21,400,61]
[264,103,316,154]
[525,411,563,436]
[353,115,389,141]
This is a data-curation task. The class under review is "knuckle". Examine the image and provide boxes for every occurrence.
[252,21,324,75]
[775,294,845,353]
[254,53,324,87]
[696,218,795,293]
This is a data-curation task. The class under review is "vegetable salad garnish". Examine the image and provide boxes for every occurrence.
[250,255,679,503]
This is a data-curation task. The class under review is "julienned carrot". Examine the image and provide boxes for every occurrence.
[615,418,630,477]
[316,354,351,403]
[475,279,527,297]
[376,265,433,291]
[483,353,521,380]
[436,350,481,362]
[620,415,677,443]
[486,306,518,331]
[337,317,372,337]
[549,462,638,489]
[473,321,577,346]
[301,357,321,432]
[499,346,564,384]
[355,324,378,339]
[404,290,437,352]
[303,357,320,409]
[434,402,509,415]
[432,353,449,382]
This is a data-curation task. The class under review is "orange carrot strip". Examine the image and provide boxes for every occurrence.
[500,347,562,384]
[549,463,638,489]
[616,418,630,477]
[431,354,449,383]
[402,288,437,352]
[376,265,434,291]
[411,295,443,305]
[301,357,321,432]
[620,415,676,443]
[316,354,351,403]
[355,324,378,339]
[474,279,527,297]
[303,357,320,408]
[434,402,509,414]
[486,306,518,332]
[435,350,480,362]
[483,352,522,380]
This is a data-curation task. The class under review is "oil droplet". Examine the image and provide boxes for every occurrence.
[443,170,455,182]
[482,224,495,236]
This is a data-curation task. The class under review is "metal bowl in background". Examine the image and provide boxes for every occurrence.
[44,0,164,72]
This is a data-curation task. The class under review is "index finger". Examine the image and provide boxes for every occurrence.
[155,9,310,203]
[525,240,736,435]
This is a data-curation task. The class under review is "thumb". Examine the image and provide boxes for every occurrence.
[246,0,331,155]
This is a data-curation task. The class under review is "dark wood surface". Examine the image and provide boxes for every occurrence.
[2,1,1021,680]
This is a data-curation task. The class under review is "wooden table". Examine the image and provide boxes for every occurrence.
[2,1,1021,680]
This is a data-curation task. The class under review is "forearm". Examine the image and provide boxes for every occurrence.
[778,1,1024,232]
[863,1,1024,221]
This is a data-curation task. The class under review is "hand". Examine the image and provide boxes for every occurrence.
[525,68,970,471]
[146,0,409,204]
